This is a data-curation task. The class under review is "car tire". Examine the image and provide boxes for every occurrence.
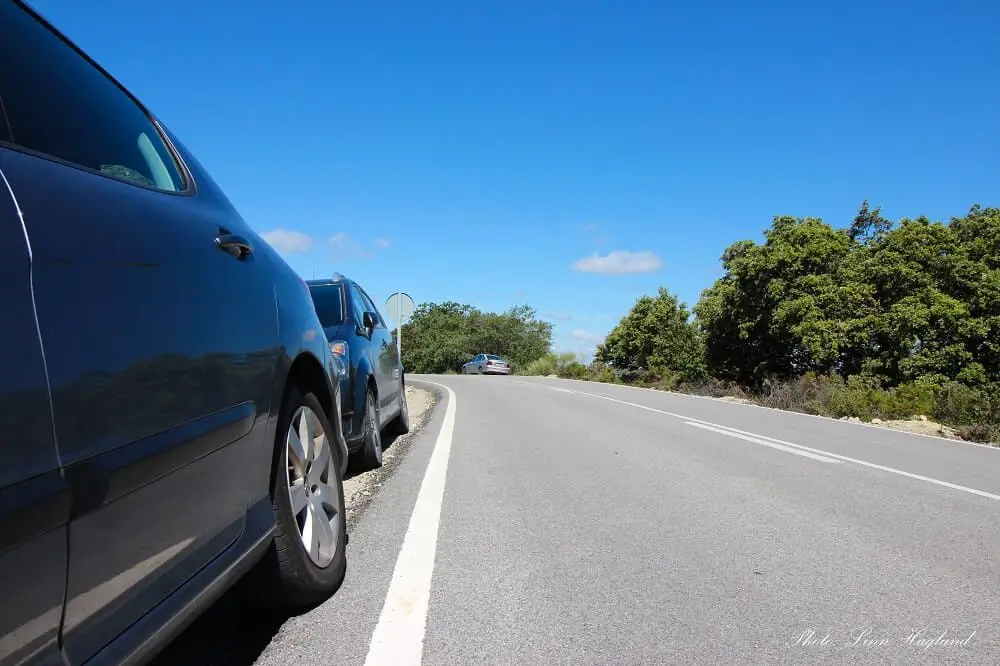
[248,385,347,611]
[388,380,410,436]
[359,387,383,469]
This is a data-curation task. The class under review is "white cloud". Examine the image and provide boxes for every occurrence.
[329,232,372,259]
[572,250,662,275]
[570,329,603,344]
[545,311,574,322]
[374,237,391,248]
[260,228,314,256]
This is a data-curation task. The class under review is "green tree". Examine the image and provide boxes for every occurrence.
[694,203,1000,389]
[400,301,477,374]
[695,215,853,386]
[596,288,706,381]
[399,301,552,373]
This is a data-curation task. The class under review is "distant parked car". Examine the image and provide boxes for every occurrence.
[0,2,351,664]
[307,274,410,470]
[462,353,513,375]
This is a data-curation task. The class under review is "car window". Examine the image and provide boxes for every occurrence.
[357,288,386,328]
[486,355,505,361]
[308,284,345,328]
[348,284,366,324]
[0,2,185,192]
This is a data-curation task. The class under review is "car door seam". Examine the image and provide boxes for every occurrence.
[0,167,63,471]
[0,163,72,661]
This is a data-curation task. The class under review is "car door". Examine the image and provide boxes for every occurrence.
[350,284,392,417]
[358,286,399,410]
[0,4,280,662]
[474,354,486,373]
[0,164,70,666]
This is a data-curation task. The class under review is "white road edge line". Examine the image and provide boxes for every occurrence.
[684,421,841,463]
[364,381,457,666]
[516,380,1000,503]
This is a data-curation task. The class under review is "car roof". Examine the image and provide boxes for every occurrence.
[306,273,352,288]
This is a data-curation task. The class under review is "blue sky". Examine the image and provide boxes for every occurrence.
[34,0,1000,358]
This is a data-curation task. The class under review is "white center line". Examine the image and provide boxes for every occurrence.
[515,379,1000,503]
[364,381,457,666]
[684,421,841,463]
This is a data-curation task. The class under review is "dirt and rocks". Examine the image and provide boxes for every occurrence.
[342,385,438,528]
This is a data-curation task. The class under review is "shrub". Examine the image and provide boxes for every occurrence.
[884,381,937,420]
[680,377,747,399]
[558,361,589,379]
[933,381,989,426]
[754,373,842,414]
[521,354,558,376]
[588,361,620,384]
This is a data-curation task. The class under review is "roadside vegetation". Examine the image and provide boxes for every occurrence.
[397,302,553,375]
[400,202,1000,444]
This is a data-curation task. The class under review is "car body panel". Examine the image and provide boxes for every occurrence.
[0,166,70,666]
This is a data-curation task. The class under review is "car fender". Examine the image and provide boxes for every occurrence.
[265,257,350,477]
[349,353,377,436]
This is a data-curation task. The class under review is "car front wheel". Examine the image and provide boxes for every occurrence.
[359,387,383,469]
[389,380,410,436]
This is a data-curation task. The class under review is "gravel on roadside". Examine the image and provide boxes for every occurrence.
[342,385,438,529]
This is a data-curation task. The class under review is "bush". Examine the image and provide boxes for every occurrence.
[559,361,590,379]
[933,381,990,426]
[521,354,558,376]
[676,377,749,399]
[954,424,999,443]
[885,381,937,420]
[588,361,620,384]
[755,373,841,414]
[519,352,587,378]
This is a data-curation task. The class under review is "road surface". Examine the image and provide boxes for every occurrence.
[159,374,1000,665]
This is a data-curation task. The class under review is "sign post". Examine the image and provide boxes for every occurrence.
[385,292,415,366]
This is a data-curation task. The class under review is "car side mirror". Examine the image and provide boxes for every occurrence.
[362,311,377,329]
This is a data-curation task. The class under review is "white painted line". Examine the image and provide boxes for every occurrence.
[364,382,457,666]
[521,380,1000,503]
[684,421,841,463]
[517,375,1000,451]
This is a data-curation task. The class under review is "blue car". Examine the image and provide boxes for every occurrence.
[307,275,410,470]
[0,2,349,664]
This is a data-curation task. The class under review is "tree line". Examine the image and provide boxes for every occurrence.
[397,202,1000,442]
[398,303,552,374]
[595,202,1000,441]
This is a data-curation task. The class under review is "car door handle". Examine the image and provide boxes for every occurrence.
[215,233,253,260]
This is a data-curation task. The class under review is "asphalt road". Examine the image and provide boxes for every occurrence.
[159,374,1000,665]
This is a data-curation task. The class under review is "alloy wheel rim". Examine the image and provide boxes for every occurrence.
[285,405,341,568]
[368,395,382,463]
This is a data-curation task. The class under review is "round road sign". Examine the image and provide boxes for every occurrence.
[385,292,415,324]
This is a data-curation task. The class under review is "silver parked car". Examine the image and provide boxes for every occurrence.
[461,353,512,375]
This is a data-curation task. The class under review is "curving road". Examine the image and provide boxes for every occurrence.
[160,374,1000,665]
